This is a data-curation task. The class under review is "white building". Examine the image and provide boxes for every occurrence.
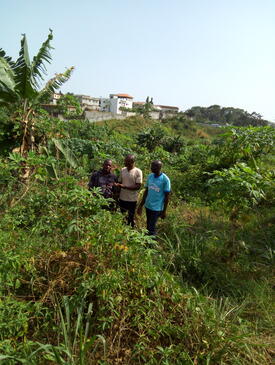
[75,94,100,111]
[99,98,111,112]
[51,92,63,105]
[109,93,133,114]
[155,105,179,113]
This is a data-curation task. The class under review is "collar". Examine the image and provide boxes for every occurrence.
[154,172,162,178]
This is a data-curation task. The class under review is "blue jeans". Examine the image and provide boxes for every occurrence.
[146,208,161,236]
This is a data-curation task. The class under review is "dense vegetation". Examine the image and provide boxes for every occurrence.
[184,105,269,127]
[0,114,274,364]
[0,33,274,364]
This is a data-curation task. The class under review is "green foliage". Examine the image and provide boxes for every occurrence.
[0,297,41,341]
[208,163,268,218]
[0,30,73,156]
[56,93,82,119]
[0,107,18,155]
[212,126,275,168]
[162,135,186,153]
[0,112,274,364]
[137,124,166,151]
[30,296,107,365]
[131,96,154,118]
[185,105,269,126]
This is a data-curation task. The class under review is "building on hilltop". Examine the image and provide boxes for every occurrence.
[109,93,134,114]
[155,105,179,113]
[75,94,100,111]
[132,101,145,108]
[43,91,179,121]
[132,101,179,119]
[49,92,63,105]
[99,98,111,112]
[41,92,63,118]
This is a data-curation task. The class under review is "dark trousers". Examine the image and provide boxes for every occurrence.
[146,208,161,236]
[119,200,137,227]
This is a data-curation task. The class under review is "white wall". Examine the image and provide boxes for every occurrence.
[85,110,126,122]
[109,96,133,114]
[100,98,111,112]
[110,97,118,113]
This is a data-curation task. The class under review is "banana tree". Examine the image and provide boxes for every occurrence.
[0,29,74,157]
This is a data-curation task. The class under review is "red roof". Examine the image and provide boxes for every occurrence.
[113,93,133,99]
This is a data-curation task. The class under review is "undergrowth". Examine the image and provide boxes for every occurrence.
[0,119,274,364]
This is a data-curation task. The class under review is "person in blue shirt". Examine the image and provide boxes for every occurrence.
[137,160,171,236]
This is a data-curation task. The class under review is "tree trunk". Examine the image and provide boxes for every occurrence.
[19,108,35,182]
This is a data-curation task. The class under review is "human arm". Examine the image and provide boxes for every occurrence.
[112,175,120,200]
[160,175,171,219]
[137,188,148,215]
[160,192,170,219]
[115,169,142,190]
[88,172,98,190]
[115,182,141,190]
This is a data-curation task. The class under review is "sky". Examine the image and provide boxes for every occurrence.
[1,0,275,121]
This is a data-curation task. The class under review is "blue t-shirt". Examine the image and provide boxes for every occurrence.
[145,173,171,211]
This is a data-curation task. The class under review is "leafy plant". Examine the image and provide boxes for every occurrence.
[0,30,73,157]
[137,124,166,151]
[56,93,83,119]
[212,126,275,169]
[208,162,267,219]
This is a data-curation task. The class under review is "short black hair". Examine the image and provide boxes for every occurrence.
[125,154,135,162]
[151,160,162,167]
[103,159,112,164]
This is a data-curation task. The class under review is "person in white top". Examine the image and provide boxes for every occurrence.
[115,154,142,227]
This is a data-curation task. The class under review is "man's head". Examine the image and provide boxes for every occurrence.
[102,159,112,174]
[124,154,135,170]
[151,160,162,175]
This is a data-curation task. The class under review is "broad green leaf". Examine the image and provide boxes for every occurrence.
[13,34,37,99]
[31,29,53,88]
[52,138,78,168]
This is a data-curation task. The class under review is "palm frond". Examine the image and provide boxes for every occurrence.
[0,84,18,106]
[0,55,18,104]
[31,29,53,89]
[0,48,15,68]
[0,55,16,91]
[37,66,74,102]
[13,34,37,99]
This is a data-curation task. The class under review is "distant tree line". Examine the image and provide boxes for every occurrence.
[184,105,269,127]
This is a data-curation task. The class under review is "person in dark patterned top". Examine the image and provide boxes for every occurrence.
[88,159,118,199]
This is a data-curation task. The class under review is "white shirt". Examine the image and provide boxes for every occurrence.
[119,167,143,202]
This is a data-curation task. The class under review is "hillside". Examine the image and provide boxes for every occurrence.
[0,113,274,364]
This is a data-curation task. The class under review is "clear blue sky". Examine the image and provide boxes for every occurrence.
[1,0,275,121]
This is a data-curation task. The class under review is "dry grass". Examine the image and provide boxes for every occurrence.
[196,128,210,139]
[98,116,156,135]
[32,246,96,305]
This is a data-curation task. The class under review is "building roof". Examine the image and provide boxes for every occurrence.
[76,94,99,100]
[133,101,145,105]
[156,105,179,110]
[133,102,179,111]
[111,93,134,99]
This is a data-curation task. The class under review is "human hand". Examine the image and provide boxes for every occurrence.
[160,211,166,219]
[114,183,124,188]
[137,206,142,216]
